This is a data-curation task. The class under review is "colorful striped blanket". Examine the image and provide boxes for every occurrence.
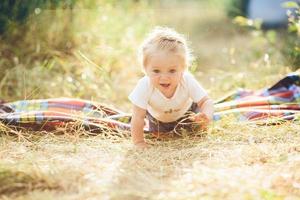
[1,72,300,133]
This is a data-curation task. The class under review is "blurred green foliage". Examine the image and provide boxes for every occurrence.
[0,0,298,103]
[284,3,300,68]
[0,0,77,34]
[226,0,248,18]
[0,0,153,103]
[229,0,300,68]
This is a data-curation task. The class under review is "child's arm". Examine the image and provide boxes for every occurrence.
[131,105,147,148]
[197,96,214,120]
[191,96,214,128]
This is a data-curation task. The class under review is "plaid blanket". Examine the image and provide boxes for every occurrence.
[1,72,300,133]
[214,71,300,123]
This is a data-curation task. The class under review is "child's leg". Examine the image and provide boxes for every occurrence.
[146,103,202,135]
[146,112,177,133]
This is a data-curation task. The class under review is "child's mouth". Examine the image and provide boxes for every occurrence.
[160,83,170,88]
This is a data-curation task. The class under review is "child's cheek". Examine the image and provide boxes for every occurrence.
[150,76,159,86]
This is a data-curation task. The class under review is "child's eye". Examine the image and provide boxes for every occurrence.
[169,69,177,73]
[153,69,160,73]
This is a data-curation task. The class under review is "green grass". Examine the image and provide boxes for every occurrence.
[1,0,300,199]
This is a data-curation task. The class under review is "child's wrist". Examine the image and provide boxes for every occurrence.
[133,140,146,145]
[200,111,212,121]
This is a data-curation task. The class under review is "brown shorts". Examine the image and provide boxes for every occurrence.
[146,103,200,133]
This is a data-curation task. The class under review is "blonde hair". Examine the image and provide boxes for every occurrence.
[139,27,193,71]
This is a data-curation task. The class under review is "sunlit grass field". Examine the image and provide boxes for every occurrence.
[1,1,300,199]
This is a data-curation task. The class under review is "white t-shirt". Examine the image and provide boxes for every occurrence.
[128,72,207,122]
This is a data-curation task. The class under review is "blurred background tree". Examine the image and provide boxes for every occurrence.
[0,0,153,103]
[0,0,77,34]
[0,0,299,105]
[226,0,300,68]
[284,2,300,67]
[226,0,249,18]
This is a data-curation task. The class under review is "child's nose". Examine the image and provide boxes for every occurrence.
[160,73,170,80]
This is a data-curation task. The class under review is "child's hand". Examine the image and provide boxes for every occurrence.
[134,141,149,149]
[189,112,210,129]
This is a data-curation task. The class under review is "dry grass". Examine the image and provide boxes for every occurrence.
[1,0,300,199]
[1,121,300,199]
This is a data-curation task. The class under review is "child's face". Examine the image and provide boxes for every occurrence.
[145,50,185,98]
